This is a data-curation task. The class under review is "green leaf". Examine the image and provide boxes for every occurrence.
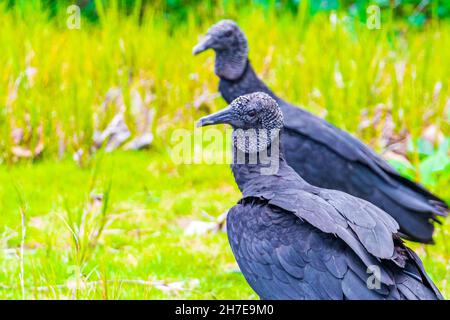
[310,0,339,13]
[408,13,427,27]
[408,138,435,157]
[419,152,450,186]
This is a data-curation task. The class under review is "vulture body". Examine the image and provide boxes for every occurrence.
[193,20,448,243]
[197,92,444,300]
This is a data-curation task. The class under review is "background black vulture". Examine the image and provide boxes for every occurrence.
[193,20,448,243]
[197,92,444,300]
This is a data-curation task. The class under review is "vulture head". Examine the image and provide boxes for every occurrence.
[197,92,283,153]
[193,19,248,81]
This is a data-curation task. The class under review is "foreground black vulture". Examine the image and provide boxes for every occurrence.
[193,20,448,243]
[197,92,443,300]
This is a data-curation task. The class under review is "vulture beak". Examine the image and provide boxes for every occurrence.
[193,35,214,55]
[196,106,233,127]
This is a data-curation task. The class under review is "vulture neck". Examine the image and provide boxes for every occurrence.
[230,132,292,193]
[219,60,279,104]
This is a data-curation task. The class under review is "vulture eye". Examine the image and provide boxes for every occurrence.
[247,110,256,117]
[224,30,233,37]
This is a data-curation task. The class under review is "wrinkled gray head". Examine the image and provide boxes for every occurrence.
[197,92,283,130]
[193,19,248,81]
[197,92,283,153]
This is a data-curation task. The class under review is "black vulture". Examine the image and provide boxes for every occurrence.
[193,20,448,243]
[196,92,444,300]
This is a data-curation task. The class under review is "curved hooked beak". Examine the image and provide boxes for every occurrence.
[192,35,214,55]
[196,106,233,127]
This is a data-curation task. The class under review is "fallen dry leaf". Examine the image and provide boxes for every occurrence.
[422,124,444,146]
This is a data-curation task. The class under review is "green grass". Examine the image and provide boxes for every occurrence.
[0,151,255,299]
[0,2,448,299]
[1,2,449,163]
[0,151,448,299]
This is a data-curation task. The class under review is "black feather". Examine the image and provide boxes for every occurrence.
[212,93,444,300]
[210,43,448,243]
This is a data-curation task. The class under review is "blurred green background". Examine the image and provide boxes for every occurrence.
[0,0,448,299]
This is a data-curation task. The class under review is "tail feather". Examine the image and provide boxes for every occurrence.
[403,247,444,300]
[389,174,449,218]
